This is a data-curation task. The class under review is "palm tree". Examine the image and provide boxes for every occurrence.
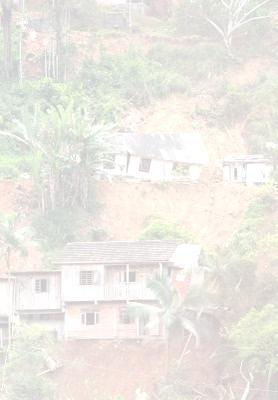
[131,272,221,374]
[129,275,207,373]
[0,103,111,214]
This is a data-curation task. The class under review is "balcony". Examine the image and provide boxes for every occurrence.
[63,283,156,302]
[16,292,62,311]
[103,283,155,301]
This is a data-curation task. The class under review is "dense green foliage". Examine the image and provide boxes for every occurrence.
[81,49,188,107]
[140,216,194,241]
[3,325,55,400]
[231,304,278,373]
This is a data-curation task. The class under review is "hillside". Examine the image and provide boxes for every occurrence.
[0,2,278,400]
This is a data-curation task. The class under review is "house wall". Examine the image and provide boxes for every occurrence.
[245,163,273,184]
[61,264,105,302]
[0,325,8,348]
[15,273,61,311]
[0,279,15,318]
[105,264,159,284]
[0,280,10,317]
[188,165,202,181]
[224,162,273,184]
[127,155,173,181]
[223,163,246,183]
[102,153,202,182]
[19,314,64,339]
[64,302,160,340]
[61,264,158,302]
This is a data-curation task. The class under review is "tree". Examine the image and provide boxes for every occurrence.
[230,305,278,398]
[2,325,55,400]
[0,213,27,346]
[0,103,111,214]
[206,0,272,52]
[130,275,218,372]
[0,0,15,79]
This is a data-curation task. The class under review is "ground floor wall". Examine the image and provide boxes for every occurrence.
[64,302,161,340]
[223,162,274,184]
[0,324,8,348]
[19,312,65,340]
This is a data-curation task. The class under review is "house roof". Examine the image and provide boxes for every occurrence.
[223,154,272,165]
[114,132,208,165]
[53,240,200,266]
[11,270,60,276]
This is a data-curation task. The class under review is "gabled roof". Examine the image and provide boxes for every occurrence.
[114,132,208,165]
[11,270,60,276]
[53,240,200,266]
[223,154,272,164]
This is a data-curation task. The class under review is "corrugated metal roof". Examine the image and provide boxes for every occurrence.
[114,132,208,165]
[223,154,272,164]
[53,240,194,265]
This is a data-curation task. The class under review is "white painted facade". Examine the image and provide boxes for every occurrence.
[14,272,62,311]
[1,242,202,342]
[223,156,274,185]
[102,153,203,182]
[61,263,157,303]
[0,279,11,317]
[8,272,64,340]
[99,132,208,183]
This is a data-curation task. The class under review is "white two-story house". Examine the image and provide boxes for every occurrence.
[1,240,201,341]
[53,240,200,340]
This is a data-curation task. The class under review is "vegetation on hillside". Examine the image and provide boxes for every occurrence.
[0,0,277,399]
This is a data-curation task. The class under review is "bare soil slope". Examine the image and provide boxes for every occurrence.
[55,340,166,400]
[95,181,257,248]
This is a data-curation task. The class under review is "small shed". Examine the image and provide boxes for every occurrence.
[99,132,208,183]
[223,155,273,185]
[96,0,145,29]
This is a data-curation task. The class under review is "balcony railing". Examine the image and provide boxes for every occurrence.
[103,283,155,300]
[63,283,156,302]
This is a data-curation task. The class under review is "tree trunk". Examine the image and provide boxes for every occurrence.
[53,0,70,81]
[1,4,13,79]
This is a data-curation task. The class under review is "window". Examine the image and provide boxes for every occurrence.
[119,307,134,324]
[172,163,190,176]
[119,271,137,283]
[104,154,116,170]
[35,279,48,293]
[80,271,99,285]
[139,158,151,173]
[81,311,100,326]
[233,167,238,180]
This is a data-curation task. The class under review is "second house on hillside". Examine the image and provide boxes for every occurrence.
[98,132,209,183]
[4,241,201,341]
[223,155,274,185]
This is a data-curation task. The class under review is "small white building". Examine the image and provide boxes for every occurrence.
[223,155,274,185]
[96,0,145,29]
[99,132,208,183]
[1,241,202,342]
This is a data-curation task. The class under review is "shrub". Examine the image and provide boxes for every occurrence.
[32,208,79,250]
[140,216,194,241]
[149,42,231,81]
[5,325,55,400]
[230,304,278,373]
[81,49,188,106]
